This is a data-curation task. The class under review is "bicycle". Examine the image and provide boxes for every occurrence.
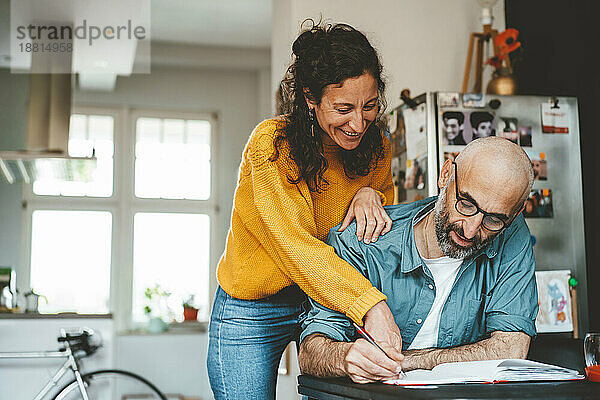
[0,327,167,400]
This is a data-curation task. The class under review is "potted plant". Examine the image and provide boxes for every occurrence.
[143,284,171,333]
[182,295,198,322]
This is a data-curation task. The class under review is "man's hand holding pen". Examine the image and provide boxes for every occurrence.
[343,301,405,384]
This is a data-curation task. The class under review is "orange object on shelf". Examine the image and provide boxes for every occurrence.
[183,307,198,321]
[585,365,600,382]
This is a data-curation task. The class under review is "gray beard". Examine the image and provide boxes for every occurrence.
[433,184,495,259]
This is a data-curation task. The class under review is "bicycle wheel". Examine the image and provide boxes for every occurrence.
[53,369,167,400]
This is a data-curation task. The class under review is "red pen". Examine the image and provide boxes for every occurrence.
[353,322,406,379]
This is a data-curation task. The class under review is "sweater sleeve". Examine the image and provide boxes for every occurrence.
[246,133,387,325]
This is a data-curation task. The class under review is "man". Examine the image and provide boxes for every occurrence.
[470,111,496,140]
[443,111,466,145]
[298,137,538,383]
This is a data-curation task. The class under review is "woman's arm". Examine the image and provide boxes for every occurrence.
[246,138,385,325]
[242,127,402,358]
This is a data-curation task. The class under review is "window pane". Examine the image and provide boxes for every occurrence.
[187,120,211,147]
[163,119,185,144]
[132,213,210,322]
[32,114,114,197]
[29,210,112,314]
[136,117,161,157]
[135,117,211,200]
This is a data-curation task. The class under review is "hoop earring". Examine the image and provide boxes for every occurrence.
[308,108,316,138]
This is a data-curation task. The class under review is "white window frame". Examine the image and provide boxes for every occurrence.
[20,106,219,331]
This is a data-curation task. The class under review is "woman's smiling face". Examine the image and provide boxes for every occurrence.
[307,72,379,150]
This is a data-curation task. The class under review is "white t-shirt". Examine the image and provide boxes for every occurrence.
[408,255,463,350]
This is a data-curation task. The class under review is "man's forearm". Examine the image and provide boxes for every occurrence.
[299,334,352,377]
[403,331,531,371]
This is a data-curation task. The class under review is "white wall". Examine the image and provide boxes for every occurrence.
[0,318,113,400]
[116,333,210,397]
[272,0,506,111]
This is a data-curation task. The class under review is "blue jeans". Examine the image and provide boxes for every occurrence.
[207,285,308,400]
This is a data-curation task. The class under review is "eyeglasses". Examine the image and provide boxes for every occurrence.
[452,161,507,232]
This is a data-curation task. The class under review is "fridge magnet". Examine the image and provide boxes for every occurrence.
[463,93,486,108]
[524,188,553,218]
[518,126,532,147]
[441,111,466,145]
[526,151,547,180]
[468,111,496,142]
[403,156,426,190]
[541,101,570,134]
[439,92,460,108]
[535,270,574,333]
[497,117,519,144]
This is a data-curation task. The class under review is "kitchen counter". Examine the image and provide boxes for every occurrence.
[0,312,112,319]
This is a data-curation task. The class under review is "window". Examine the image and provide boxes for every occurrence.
[129,113,215,325]
[30,210,112,313]
[132,213,210,322]
[24,108,216,328]
[135,118,211,199]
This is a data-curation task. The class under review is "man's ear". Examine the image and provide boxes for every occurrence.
[438,159,453,190]
[515,201,526,216]
[303,88,316,109]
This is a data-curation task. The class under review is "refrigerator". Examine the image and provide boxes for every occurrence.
[387,92,588,335]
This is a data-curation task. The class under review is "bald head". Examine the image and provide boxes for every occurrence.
[455,137,534,208]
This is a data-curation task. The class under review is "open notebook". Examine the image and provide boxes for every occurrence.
[385,359,584,385]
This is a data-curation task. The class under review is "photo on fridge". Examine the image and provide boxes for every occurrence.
[497,117,519,144]
[523,188,553,218]
[526,151,548,181]
[519,125,533,147]
[468,111,496,141]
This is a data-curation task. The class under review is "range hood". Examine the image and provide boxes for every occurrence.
[0,72,96,184]
[1,1,150,184]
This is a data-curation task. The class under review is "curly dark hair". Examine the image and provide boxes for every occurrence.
[272,20,387,192]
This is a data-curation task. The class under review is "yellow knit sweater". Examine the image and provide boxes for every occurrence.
[217,118,395,324]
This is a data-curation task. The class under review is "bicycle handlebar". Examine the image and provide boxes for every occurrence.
[57,328,103,357]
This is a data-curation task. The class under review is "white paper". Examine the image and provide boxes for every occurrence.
[384,359,583,386]
[403,103,427,160]
[541,103,570,134]
[535,270,574,333]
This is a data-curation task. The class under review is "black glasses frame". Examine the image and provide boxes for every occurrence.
[451,161,506,232]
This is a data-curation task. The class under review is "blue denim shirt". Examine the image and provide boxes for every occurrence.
[300,197,538,350]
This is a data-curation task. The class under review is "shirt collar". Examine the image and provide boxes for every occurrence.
[399,197,501,273]
[400,199,435,274]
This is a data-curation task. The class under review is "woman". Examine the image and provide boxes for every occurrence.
[207,22,403,399]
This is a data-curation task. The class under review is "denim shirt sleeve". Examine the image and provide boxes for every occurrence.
[300,226,366,344]
[485,225,539,337]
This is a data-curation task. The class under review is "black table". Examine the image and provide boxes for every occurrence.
[297,336,600,399]
[298,375,599,399]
